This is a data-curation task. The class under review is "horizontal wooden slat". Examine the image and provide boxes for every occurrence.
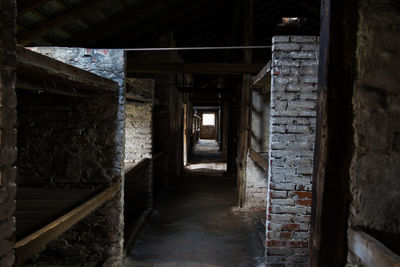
[127,62,264,74]
[17,47,119,96]
[249,149,268,171]
[14,184,120,266]
[348,228,400,267]
[124,158,151,175]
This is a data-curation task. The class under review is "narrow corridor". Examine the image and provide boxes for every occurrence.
[124,172,265,267]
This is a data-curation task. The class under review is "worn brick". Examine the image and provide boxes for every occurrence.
[266,36,318,266]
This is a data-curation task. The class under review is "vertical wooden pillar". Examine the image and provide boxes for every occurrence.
[237,0,254,207]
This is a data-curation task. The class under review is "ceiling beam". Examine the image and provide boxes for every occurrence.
[18,0,114,45]
[127,63,264,75]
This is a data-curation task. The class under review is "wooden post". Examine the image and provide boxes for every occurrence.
[236,0,254,207]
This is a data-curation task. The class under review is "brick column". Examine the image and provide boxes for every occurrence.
[266,36,319,266]
[0,1,17,266]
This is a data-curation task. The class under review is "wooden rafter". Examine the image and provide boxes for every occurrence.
[18,0,114,45]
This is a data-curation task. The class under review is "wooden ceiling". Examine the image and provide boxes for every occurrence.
[17,0,320,63]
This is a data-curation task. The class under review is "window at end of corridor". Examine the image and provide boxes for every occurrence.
[202,113,215,126]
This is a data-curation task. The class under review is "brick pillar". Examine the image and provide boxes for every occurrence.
[0,1,17,266]
[266,36,319,266]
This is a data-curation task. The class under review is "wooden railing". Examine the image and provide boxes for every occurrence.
[14,184,120,266]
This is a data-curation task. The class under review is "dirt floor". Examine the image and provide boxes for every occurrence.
[124,172,265,267]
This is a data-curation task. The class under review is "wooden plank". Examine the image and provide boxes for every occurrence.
[17,47,119,94]
[348,228,400,267]
[249,149,268,171]
[124,158,150,175]
[18,0,114,44]
[14,184,120,266]
[127,63,264,75]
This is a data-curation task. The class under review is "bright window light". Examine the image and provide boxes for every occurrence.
[202,113,215,126]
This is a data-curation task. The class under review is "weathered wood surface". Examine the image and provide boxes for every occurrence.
[14,184,120,266]
[17,47,119,94]
[348,228,400,267]
[252,61,271,91]
[127,62,264,74]
[249,149,268,171]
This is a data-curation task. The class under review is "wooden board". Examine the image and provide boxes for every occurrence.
[14,184,119,266]
[348,228,400,267]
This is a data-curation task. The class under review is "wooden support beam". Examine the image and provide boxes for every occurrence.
[252,60,271,88]
[127,63,263,75]
[17,47,119,93]
[14,184,120,266]
[18,0,113,45]
[249,149,268,171]
[348,228,400,267]
[237,0,254,208]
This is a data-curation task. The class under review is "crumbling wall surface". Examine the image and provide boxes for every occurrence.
[348,0,400,260]
[0,1,17,266]
[245,155,268,209]
[245,89,270,210]
[125,102,152,163]
[266,36,319,266]
[17,48,126,265]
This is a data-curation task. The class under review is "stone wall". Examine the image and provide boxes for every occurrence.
[266,36,319,266]
[0,1,17,266]
[348,0,400,263]
[17,48,126,265]
[125,102,152,163]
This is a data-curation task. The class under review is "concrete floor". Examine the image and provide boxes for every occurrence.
[124,173,265,267]
[186,139,227,173]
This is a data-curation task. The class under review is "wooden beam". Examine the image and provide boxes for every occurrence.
[127,63,263,75]
[237,0,254,208]
[252,60,271,87]
[249,149,268,171]
[17,47,119,93]
[17,76,94,98]
[348,228,400,267]
[14,184,120,266]
[18,0,114,45]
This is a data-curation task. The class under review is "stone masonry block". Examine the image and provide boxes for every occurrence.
[290,36,317,42]
[272,36,290,43]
